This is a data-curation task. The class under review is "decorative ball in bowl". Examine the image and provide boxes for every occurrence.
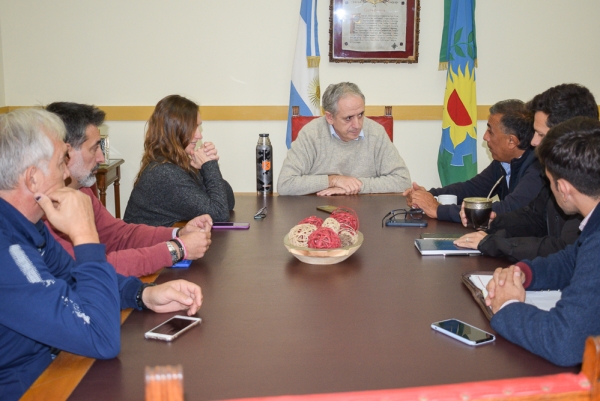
[285,207,362,265]
[283,231,363,265]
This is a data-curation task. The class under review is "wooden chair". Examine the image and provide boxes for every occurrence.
[145,365,183,401]
[291,105,394,142]
[172,221,187,229]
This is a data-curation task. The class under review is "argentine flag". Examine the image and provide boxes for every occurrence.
[286,0,321,149]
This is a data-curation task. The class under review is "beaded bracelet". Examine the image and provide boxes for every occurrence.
[172,238,187,261]
[136,282,157,310]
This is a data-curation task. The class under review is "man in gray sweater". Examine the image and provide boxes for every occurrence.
[277,82,411,196]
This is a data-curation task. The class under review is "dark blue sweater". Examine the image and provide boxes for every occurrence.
[491,204,600,366]
[0,199,142,400]
[430,147,543,222]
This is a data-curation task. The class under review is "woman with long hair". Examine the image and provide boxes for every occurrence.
[124,95,235,226]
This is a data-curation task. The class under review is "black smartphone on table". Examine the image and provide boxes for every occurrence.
[431,318,495,346]
[385,219,427,227]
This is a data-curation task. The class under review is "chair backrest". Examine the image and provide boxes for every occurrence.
[291,106,394,142]
[145,365,183,401]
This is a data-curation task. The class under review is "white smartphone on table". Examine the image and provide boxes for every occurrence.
[144,315,202,342]
[431,318,495,346]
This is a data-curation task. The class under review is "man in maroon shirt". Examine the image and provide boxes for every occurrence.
[45,102,212,277]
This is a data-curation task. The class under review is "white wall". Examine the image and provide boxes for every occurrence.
[0,16,5,107]
[1,1,600,215]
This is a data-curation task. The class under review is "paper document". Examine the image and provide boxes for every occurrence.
[469,275,561,311]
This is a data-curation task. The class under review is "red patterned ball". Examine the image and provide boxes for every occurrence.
[331,207,359,231]
[299,216,323,228]
[307,227,342,249]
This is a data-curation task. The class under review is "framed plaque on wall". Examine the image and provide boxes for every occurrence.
[329,0,420,63]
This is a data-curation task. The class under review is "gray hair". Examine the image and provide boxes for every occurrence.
[322,82,365,116]
[489,99,534,150]
[489,99,524,116]
[0,108,66,190]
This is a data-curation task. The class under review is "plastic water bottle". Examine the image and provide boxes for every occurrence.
[256,133,273,195]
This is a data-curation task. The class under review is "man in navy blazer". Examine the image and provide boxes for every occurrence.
[405,99,543,223]
[485,117,600,366]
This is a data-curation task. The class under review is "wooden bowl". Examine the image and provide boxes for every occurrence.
[283,231,363,265]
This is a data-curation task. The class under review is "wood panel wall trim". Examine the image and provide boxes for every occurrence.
[0,105,484,121]
[97,105,452,121]
[3,105,600,122]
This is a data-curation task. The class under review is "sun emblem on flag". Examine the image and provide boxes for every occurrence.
[308,77,320,109]
[442,63,476,148]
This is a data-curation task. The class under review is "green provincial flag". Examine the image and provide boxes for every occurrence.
[438,0,478,186]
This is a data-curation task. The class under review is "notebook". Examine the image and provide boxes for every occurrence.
[414,239,481,256]
[462,271,562,320]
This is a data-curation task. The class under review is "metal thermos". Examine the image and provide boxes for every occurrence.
[256,133,273,195]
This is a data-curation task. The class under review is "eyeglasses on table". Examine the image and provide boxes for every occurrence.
[381,208,424,227]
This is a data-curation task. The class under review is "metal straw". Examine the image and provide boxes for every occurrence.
[487,176,504,200]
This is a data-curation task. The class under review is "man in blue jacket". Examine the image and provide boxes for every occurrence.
[404,99,544,223]
[455,83,598,260]
[0,108,203,400]
[485,117,600,366]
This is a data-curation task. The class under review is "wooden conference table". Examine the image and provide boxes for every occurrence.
[66,195,573,400]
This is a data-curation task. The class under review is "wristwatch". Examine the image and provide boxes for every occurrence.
[166,240,179,264]
[135,282,157,310]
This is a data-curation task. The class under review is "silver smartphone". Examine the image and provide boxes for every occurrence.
[431,318,495,346]
[144,315,202,342]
